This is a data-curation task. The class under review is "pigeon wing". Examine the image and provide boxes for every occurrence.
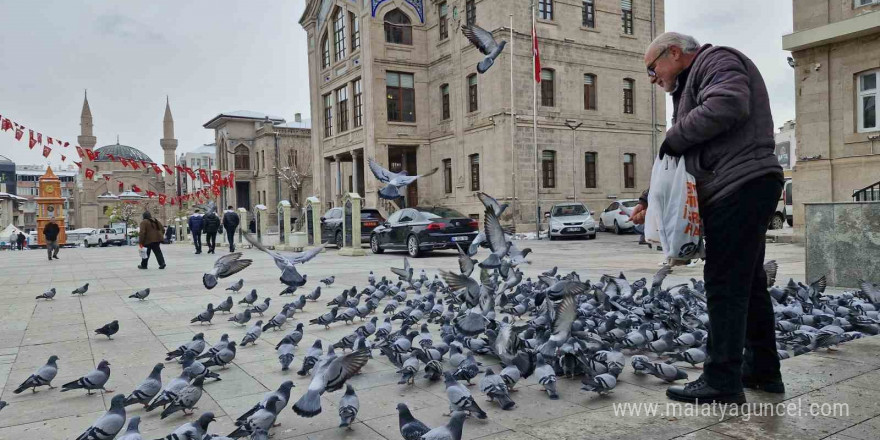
[368,158,397,183]
[483,210,507,253]
[763,260,778,287]
[461,24,498,55]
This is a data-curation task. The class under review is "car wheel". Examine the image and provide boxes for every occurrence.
[787,217,793,227]
[335,231,343,249]
[370,235,384,254]
[613,221,621,235]
[98,239,104,247]
[407,235,421,258]
[598,219,605,232]
[770,214,784,230]
[589,233,597,240]
[83,240,89,248]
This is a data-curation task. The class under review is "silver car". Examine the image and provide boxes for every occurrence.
[547,203,597,240]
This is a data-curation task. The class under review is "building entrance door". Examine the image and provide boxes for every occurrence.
[388,146,418,207]
[235,181,250,210]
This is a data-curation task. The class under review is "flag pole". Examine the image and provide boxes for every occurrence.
[531,1,540,239]
[510,13,517,228]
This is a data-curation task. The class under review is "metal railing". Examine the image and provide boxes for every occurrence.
[853,180,880,202]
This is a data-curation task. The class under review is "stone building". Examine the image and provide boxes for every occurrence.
[15,164,78,232]
[299,0,665,226]
[177,143,217,209]
[775,120,797,178]
[782,0,880,234]
[74,93,179,228]
[203,112,312,223]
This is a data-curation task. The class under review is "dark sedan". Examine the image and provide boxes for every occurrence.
[370,207,479,257]
[321,208,385,248]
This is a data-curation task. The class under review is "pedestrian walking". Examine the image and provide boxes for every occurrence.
[188,209,204,254]
[203,209,220,254]
[630,32,784,405]
[164,225,175,244]
[222,206,239,252]
[16,232,25,250]
[43,221,61,261]
[138,211,166,270]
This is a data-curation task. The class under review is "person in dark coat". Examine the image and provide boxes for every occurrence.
[138,212,166,269]
[16,232,25,250]
[164,225,174,244]
[43,221,61,261]
[630,32,784,405]
[222,205,240,252]
[203,210,221,254]
[188,209,204,254]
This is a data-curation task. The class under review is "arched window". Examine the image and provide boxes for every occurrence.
[384,9,413,45]
[321,32,330,69]
[333,8,346,60]
[234,145,250,170]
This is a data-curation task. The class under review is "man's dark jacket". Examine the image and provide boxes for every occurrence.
[203,212,221,234]
[188,214,204,233]
[43,223,60,241]
[222,210,240,231]
[663,44,782,208]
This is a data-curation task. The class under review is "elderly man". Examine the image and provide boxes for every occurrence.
[630,32,784,404]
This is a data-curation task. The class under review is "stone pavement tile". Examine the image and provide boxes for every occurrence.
[363,403,510,440]
[708,412,856,440]
[200,363,270,401]
[540,376,667,411]
[773,353,877,397]
[471,431,541,440]
[794,383,880,424]
[20,324,89,346]
[300,423,388,440]
[0,388,108,429]
[12,340,93,371]
[236,358,314,391]
[0,332,25,350]
[838,370,880,392]
[671,430,738,440]
[348,383,448,421]
[0,409,106,439]
[835,415,880,440]
[478,385,591,430]
[807,339,880,367]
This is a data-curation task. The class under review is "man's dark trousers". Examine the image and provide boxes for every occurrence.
[206,231,217,253]
[192,231,202,253]
[702,174,783,393]
[225,228,236,252]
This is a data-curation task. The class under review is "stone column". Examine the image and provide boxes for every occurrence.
[323,157,333,210]
[334,154,343,206]
[352,150,361,197]
[338,192,365,256]
[255,205,268,244]
[237,207,247,246]
[277,200,291,249]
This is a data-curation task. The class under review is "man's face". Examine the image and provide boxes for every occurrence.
[645,46,682,93]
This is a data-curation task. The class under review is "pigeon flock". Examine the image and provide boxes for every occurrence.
[10,190,880,440]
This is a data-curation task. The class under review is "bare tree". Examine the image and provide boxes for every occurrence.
[277,146,312,213]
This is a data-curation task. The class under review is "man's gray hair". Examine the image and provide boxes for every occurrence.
[649,32,701,54]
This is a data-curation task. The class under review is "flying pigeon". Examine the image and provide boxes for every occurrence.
[129,288,151,301]
[94,320,119,340]
[397,403,431,440]
[292,348,370,417]
[75,394,126,440]
[461,23,507,74]
[13,355,59,393]
[243,232,315,287]
[61,359,112,395]
[368,157,438,200]
[36,287,56,300]
[123,363,164,407]
[203,253,252,290]
[338,384,360,429]
[72,283,89,295]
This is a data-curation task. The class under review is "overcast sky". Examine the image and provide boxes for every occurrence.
[0,0,794,167]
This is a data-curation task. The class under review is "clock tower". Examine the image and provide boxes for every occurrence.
[36,167,66,246]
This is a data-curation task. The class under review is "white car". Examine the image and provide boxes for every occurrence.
[598,199,640,234]
[547,203,597,240]
[771,178,793,229]
[83,228,126,247]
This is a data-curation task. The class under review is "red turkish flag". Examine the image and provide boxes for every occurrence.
[120,158,129,168]
[118,181,124,192]
[130,160,140,170]
[0,118,11,131]
[47,137,54,144]
[163,164,174,174]
[74,161,82,169]
[42,146,51,157]
[185,167,196,180]
[63,142,69,148]
[29,136,38,150]
[198,168,209,182]
[76,146,84,158]
[169,196,175,206]
[212,185,221,196]
[106,154,115,162]
[227,171,235,188]
[14,127,23,140]
[158,194,167,205]
[140,160,148,169]
[132,184,142,193]
[211,170,222,183]
[151,163,162,175]
[146,190,157,198]
[532,19,541,83]
[84,149,96,161]
[37,133,42,144]
[103,174,111,181]
[60,155,67,162]
[85,168,95,179]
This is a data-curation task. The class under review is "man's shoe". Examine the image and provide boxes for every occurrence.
[159,265,166,270]
[742,375,785,394]
[137,265,147,270]
[53,256,59,259]
[666,377,746,404]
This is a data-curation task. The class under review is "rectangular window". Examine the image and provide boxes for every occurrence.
[857,0,880,7]
[539,0,554,20]
[858,70,878,132]
[353,78,363,128]
[542,150,556,188]
[541,69,554,107]
[623,78,634,114]
[321,34,330,69]
[624,153,635,188]
[468,74,478,112]
[323,93,333,137]
[439,2,448,40]
[350,12,360,51]
[441,84,450,120]
[621,0,633,35]
[336,86,349,132]
[466,0,476,26]
[585,152,597,188]
[443,158,452,193]
[334,10,346,60]
[583,0,595,28]
[584,74,597,110]
[469,154,480,191]
[386,72,416,122]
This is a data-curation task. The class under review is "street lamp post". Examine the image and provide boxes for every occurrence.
[564,120,582,203]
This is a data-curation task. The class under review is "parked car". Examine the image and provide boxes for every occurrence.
[320,207,386,248]
[66,228,97,246]
[598,199,640,234]
[83,228,126,247]
[771,178,793,229]
[370,207,479,257]
[547,203,597,240]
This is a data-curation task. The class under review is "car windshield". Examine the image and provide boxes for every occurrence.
[417,207,466,219]
[552,204,588,216]
[622,200,640,208]
[362,210,383,220]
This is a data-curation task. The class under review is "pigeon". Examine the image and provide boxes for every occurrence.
[198,334,230,360]
[216,296,234,313]
[0,401,5,412]
[452,354,481,385]
[479,368,515,409]
[369,157,439,200]
[166,333,207,361]
[306,286,322,301]
[203,253,252,290]
[338,384,360,428]
[240,321,264,346]
[181,351,221,381]
[279,285,298,296]
[310,307,338,329]
[94,320,120,340]
[263,306,291,332]
[292,348,370,417]
[61,359,112,395]
[236,381,295,423]
[321,275,336,286]
[665,347,707,367]
[421,411,466,440]
[118,416,143,440]
[72,283,89,295]
[226,278,245,293]
[191,303,216,325]
[243,232,323,287]
[298,339,324,376]
[276,323,305,348]
[75,394,126,440]
[391,258,414,284]
[160,375,206,419]
[13,355,59,393]
[581,373,618,395]
[156,412,216,440]
[203,341,237,369]
[397,355,421,385]
[249,298,271,316]
[146,368,192,411]
[229,308,252,326]
[228,396,280,438]
[129,288,151,301]
[534,354,558,399]
[124,363,164,407]
[36,287,56,300]
[397,403,431,440]
[643,362,689,383]
[443,372,487,419]
[461,24,507,73]
[239,289,258,306]
[499,364,521,391]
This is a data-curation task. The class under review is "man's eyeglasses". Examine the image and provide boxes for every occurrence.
[647,47,669,77]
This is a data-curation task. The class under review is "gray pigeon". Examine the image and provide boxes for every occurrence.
[199,334,230,360]
[239,289,258,306]
[146,368,192,411]
[534,354,558,399]
[14,355,59,393]
[160,375,205,419]
[499,364,521,391]
[228,396,279,438]
[72,283,89,295]
[236,381,295,423]
[128,288,150,300]
[61,359,111,395]
[421,411,466,440]
[226,278,244,293]
[277,340,296,371]
[478,368,515,409]
[191,303,215,325]
[36,287,56,300]
[249,297,271,316]
[581,373,618,395]
[643,362,689,383]
[229,308,252,325]
[263,306,291,332]
[443,372,487,419]
[203,341,237,369]
[292,348,370,417]
[166,333,206,361]
[240,321,264,346]
[76,394,126,440]
[338,384,359,428]
[298,339,323,376]
[0,401,5,412]
[157,412,216,440]
[94,320,119,340]
[203,254,252,290]
[181,351,221,381]
[369,158,438,200]
[321,275,336,286]
[397,403,431,440]
[306,286,322,301]
[117,416,142,440]
[215,296,234,314]
[124,363,164,407]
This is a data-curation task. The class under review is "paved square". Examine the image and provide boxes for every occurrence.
[0,235,877,440]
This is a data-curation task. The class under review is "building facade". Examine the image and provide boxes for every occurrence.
[15,164,78,232]
[775,120,797,178]
[782,0,880,234]
[178,143,217,208]
[300,0,665,226]
[204,112,312,224]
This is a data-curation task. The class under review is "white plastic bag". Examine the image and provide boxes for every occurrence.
[645,156,704,262]
[139,247,148,260]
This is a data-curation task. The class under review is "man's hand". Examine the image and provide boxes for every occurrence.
[658,139,679,160]
[629,203,647,225]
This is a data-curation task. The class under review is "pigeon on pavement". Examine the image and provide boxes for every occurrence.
[249,298,271,316]
[216,296,234,313]
[338,384,359,429]
[292,348,370,417]
[36,288,56,300]
[203,253,252,290]
[443,372,487,419]
[321,276,335,287]
[240,321,264,346]
[146,368,192,412]
[117,416,142,440]
[75,394,126,440]
[13,355,59,393]
[228,308,252,326]
[191,303,215,325]
[421,411,466,440]
[156,412,216,440]
[397,403,431,440]
[228,396,279,438]
[203,341,237,369]
[160,375,206,419]
[226,278,244,293]
[534,354,558,400]
[198,334,230,360]
[478,368,515,409]
[61,359,112,395]
[124,363,164,407]
[238,289,258,306]
[129,288,151,301]
[72,283,89,295]
[298,339,323,376]
[369,157,438,200]
[277,339,296,371]
[166,333,206,361]
[94,320,120,340]
[236,381,294,423]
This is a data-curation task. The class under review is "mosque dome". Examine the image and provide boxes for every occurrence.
[94,143,154,163]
